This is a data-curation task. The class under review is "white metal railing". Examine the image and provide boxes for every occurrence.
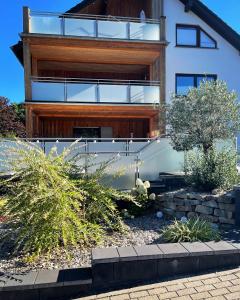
[29,11,161,41]
[31,77,160,104]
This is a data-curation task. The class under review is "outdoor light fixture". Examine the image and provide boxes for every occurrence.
[94,140,97,143]
[117,153,121,157]
[147,140,150,143]
[36,140,40,143]
[56,140,59,143]
[129,140,133,144]
[157,139,160,143]
[112,140,115,143]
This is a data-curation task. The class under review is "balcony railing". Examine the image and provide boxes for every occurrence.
[31,77,160,104]
[28,11,161,41]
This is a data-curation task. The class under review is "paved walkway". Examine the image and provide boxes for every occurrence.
[78,268,240,300]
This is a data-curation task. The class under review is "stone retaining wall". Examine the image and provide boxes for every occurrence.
[156,189,237,225]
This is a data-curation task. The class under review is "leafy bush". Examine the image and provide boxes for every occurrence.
[0,140,134,257]
[161,218,220,243]
[185,146,239,192]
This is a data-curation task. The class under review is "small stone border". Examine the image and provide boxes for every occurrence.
[1,241,240,300]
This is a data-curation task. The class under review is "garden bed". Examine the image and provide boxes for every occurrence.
[0,214,168,274]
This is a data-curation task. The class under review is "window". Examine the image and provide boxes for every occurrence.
[176,74,217,95]
[176,25,217,48]
[73,127,101,138]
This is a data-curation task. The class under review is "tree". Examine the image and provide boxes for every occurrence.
[167,80,240,154]
[0,97,26,137]
[12,102,25,125]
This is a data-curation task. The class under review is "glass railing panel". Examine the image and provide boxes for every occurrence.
[44,141,86,156]
[30,15,62,35]
[67,83,97,102]
[32,82,65,101]
[139,139,184,181]
[129,142,148,152]
[98,20,128,39]
[64,18,96,37]
[88,154,136,190]
[130,85,160,104]
[99,84,128,103]
[88,142,126,153]
[130,22,160,41]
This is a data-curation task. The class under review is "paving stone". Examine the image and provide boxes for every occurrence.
[184,281,203,288]
[34,269,64,287]
[196,284,215,292]
[172,296,191,300]
[225,292,240,300]
[92,247,119,263]
[148,287,167,295]
[129,290,148,298]
[166,283,185,292]
[158,291,178,299]
[209,287,229,296]
[181,242,214,256]
[228,285,240,292]
[230,278,240,285]
[205,241,238,254]
[191,291,211,299]
[134,245,163,260]
[206,297,226,300]
[202,278,221,285]
[3,271,38,290]
[117,247,138,262]
[138,296,158,300]
[214,280,233,288]
[177,287,197,296]
[111,294,130,300]
[157,243,189,258]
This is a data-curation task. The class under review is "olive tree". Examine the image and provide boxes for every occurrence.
[167,80,240,191]
[167,80,240,153]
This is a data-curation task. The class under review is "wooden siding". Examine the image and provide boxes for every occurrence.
[74,0,151,18]
[39,117,150,138]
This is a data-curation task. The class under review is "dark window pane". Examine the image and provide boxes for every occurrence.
[177,27,197,46]
[200,31,216,48]
[73,127,101,138]
[176,76,194,95]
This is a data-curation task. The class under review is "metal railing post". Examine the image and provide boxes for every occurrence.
[127,22,130,40]
[95,20,98,38]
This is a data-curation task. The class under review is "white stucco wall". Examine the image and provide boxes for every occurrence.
[164,0,240,103]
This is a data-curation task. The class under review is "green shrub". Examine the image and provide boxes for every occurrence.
[0,140,135,257]
[184,146,239,192]
[161,218,220,243]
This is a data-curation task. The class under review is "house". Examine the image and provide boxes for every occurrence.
[11,0,240,139]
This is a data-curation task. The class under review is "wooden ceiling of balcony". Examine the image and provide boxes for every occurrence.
[26,103,159,118]
[37,61,148,74]
[25,36,163,65]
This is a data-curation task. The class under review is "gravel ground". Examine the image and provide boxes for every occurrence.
[0,214,168,274]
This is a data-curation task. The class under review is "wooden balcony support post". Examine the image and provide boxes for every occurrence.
[23,6,30,33]
[23,40,32,101]
[25,106,33,138]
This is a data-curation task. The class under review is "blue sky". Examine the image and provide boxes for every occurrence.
[0,0,239,103]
